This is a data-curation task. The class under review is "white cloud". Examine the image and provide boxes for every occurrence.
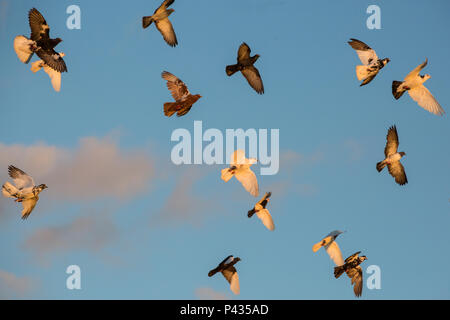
[0,135,155,202]
[22,209,119,266]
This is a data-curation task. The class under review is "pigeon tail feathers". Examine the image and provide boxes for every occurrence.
[226,64,240,76]
[334,265,345,278]
[355,65,370,81]
[142,16,153,29]
[392,81,406,100]
[376,160,386,172]
[163,102,180,117]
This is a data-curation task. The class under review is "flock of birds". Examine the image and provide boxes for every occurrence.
[3,1,446,298]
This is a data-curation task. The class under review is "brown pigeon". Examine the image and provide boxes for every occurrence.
[161,71,202,117]
[376,125,408,186]
[226,42,264,94]
[142,0,178,47]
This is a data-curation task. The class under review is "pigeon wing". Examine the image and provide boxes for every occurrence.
[241,66,264,94]
[346,266,363,297]
[384,125,399,157]
[387,161,408,185]
[221,168,234,182]
[234,167,259,197]
[255,209,275,231]
[13,35,35,64]
[221,267,240,295]
[43,63,62,91]
[155,18,178,47]
[405,59,428,82]
[344,251,361,264]
[324,241,344,266]
[230,149,246,165]
[348,39,378,65]
[21,198,37,220]
[35,49,67,73]
[155,0,175,14]
[257,192,272,206]
[161,71,189,101]
[28,8,50,41]
[237,42,251,63]
[8,166,35,189]
[408,85,445,116]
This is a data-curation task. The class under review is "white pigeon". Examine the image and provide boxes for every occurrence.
[2,165,47,220]
[221,150,259,197]
[392,59,445,116]
[248,192,274,231]
[348,38,390,86]
[312,230,345,266]
[30,52,65,92]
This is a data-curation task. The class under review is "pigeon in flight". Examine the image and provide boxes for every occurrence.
[376,125,408,186]
[226,42,264,94]
[13,8,67,75]
[221,150,259,197]
[161,71,202,117]
[312,230,345,266]
[334,251,367,297]
[248,192,274,231]
[392,59,445,116]
[30,52,65,91]
[348,38,390,86]
[142,0,178,47]
[208,255,241,295]
[2,165,48,220]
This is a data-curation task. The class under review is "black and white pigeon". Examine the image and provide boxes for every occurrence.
[226,42,264,94]
[142,0,178,47]
[348,38,390,86]
[392,59,445,116]
[14,8,67,74]
[312,230,345,266]
[376,125,408,186]
[248,192,274,231]
[208,255,241,295]
[334,251,367,297]
[2,165,48,220]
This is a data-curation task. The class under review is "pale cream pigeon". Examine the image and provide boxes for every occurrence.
[313,230,345,266]
[392,59,445,116]
[221,150,259,197]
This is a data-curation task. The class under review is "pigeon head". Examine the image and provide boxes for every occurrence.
[361,256,368,261]
[54,38,63,45]
[38,184,48,190]
[422,74,431,82]
[167,8,175,15]
[399,151,406,157]
[248,158,258,165]
[383,58,390,65]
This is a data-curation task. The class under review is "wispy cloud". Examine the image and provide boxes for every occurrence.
[0,135,155,202]
[0,269,34,299]
[22,209,119,266]
[195,287,230,300]
[152,167,218,227]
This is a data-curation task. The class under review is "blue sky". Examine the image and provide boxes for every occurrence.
[0,0,449,299]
